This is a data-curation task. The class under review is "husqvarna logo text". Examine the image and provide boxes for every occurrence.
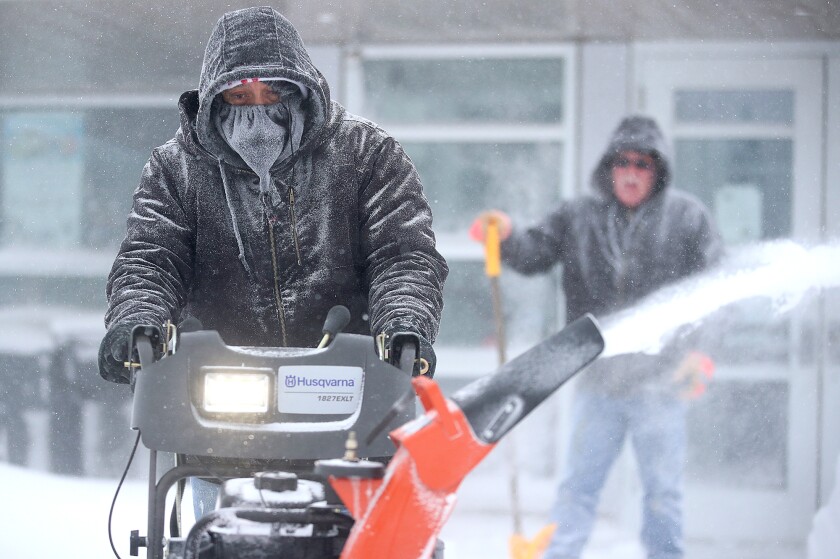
[284,375,355,389]
[278,366,363,415]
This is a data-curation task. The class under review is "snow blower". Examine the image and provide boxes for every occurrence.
[113,305,603,559]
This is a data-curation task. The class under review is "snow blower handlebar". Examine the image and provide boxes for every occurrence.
[130,325,163,372]
[126,308,417,559]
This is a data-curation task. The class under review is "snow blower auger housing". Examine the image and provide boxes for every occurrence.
[125,309,603,559]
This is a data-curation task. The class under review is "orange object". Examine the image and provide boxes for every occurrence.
[327,474,384,520]
[469,216,486,242]
[334,376,495,559]
[485,218,502,278]
[329,314,605,559]
[469,211,511,243]
[675,350,715,400]
[509,523,557,559]
[696,352,715,378]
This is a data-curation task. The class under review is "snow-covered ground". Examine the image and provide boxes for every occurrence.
[0,461,643,559]
[0,462,810,559]
[0,463,148,558]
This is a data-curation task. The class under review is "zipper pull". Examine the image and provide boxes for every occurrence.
[262,191,279,226]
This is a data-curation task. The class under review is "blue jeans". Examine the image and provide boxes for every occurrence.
[545,389,686,559]
[191,477,220,520]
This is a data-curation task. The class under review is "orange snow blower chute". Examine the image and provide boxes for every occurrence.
[317,314,605,559]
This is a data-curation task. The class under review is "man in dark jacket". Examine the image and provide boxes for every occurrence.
[98,6,448,516]
[471,116,722,559]
[98,6,447,380]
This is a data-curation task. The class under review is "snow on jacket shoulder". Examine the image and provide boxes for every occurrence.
[106,94,447,348]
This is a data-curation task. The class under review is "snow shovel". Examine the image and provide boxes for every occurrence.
[481,217,557,559]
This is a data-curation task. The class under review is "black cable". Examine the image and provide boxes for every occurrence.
[258,485,269,509]
[108,430,141,559]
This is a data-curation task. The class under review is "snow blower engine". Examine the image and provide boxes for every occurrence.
[120,306,604,559]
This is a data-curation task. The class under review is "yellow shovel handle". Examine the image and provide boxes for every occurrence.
[484,217,502,278]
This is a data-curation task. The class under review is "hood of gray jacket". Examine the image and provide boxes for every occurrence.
[591,115,672,200]
[194,6,330,168]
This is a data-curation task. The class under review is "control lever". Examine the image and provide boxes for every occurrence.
[318,305,351,348]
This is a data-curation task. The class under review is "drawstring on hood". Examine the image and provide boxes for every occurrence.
[217,159,254,281]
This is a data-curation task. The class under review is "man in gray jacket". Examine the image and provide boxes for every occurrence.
[99,5,448,520]
[471,116,722,559]
[98,6,447,384]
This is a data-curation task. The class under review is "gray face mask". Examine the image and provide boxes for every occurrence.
[215,104,286,167]
[214,103,294,205]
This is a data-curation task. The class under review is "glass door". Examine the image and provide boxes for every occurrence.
[637,54,824,541]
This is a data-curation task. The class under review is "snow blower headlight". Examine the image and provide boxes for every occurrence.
[202,368,272,414]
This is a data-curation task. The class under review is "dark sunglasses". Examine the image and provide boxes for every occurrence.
[613,157,654,171]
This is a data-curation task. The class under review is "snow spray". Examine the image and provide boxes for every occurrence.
[598,240,840,358]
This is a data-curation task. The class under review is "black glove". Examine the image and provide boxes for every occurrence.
[98,323,135,384]
[382,322,437,378]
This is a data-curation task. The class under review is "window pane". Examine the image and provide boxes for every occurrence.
[687,380,788,489]
[675,90,794,124]
[438,261,560,348]
[0,108,180,250]
[674,139,792,243]
[364,58,565,124]
[2,113,85,248]
[405,141,563,234]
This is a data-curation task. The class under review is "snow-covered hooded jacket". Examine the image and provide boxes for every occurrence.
[105,7,448,348]
[501,116,722,391]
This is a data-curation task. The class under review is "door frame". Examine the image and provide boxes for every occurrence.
[630,44,825,541]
